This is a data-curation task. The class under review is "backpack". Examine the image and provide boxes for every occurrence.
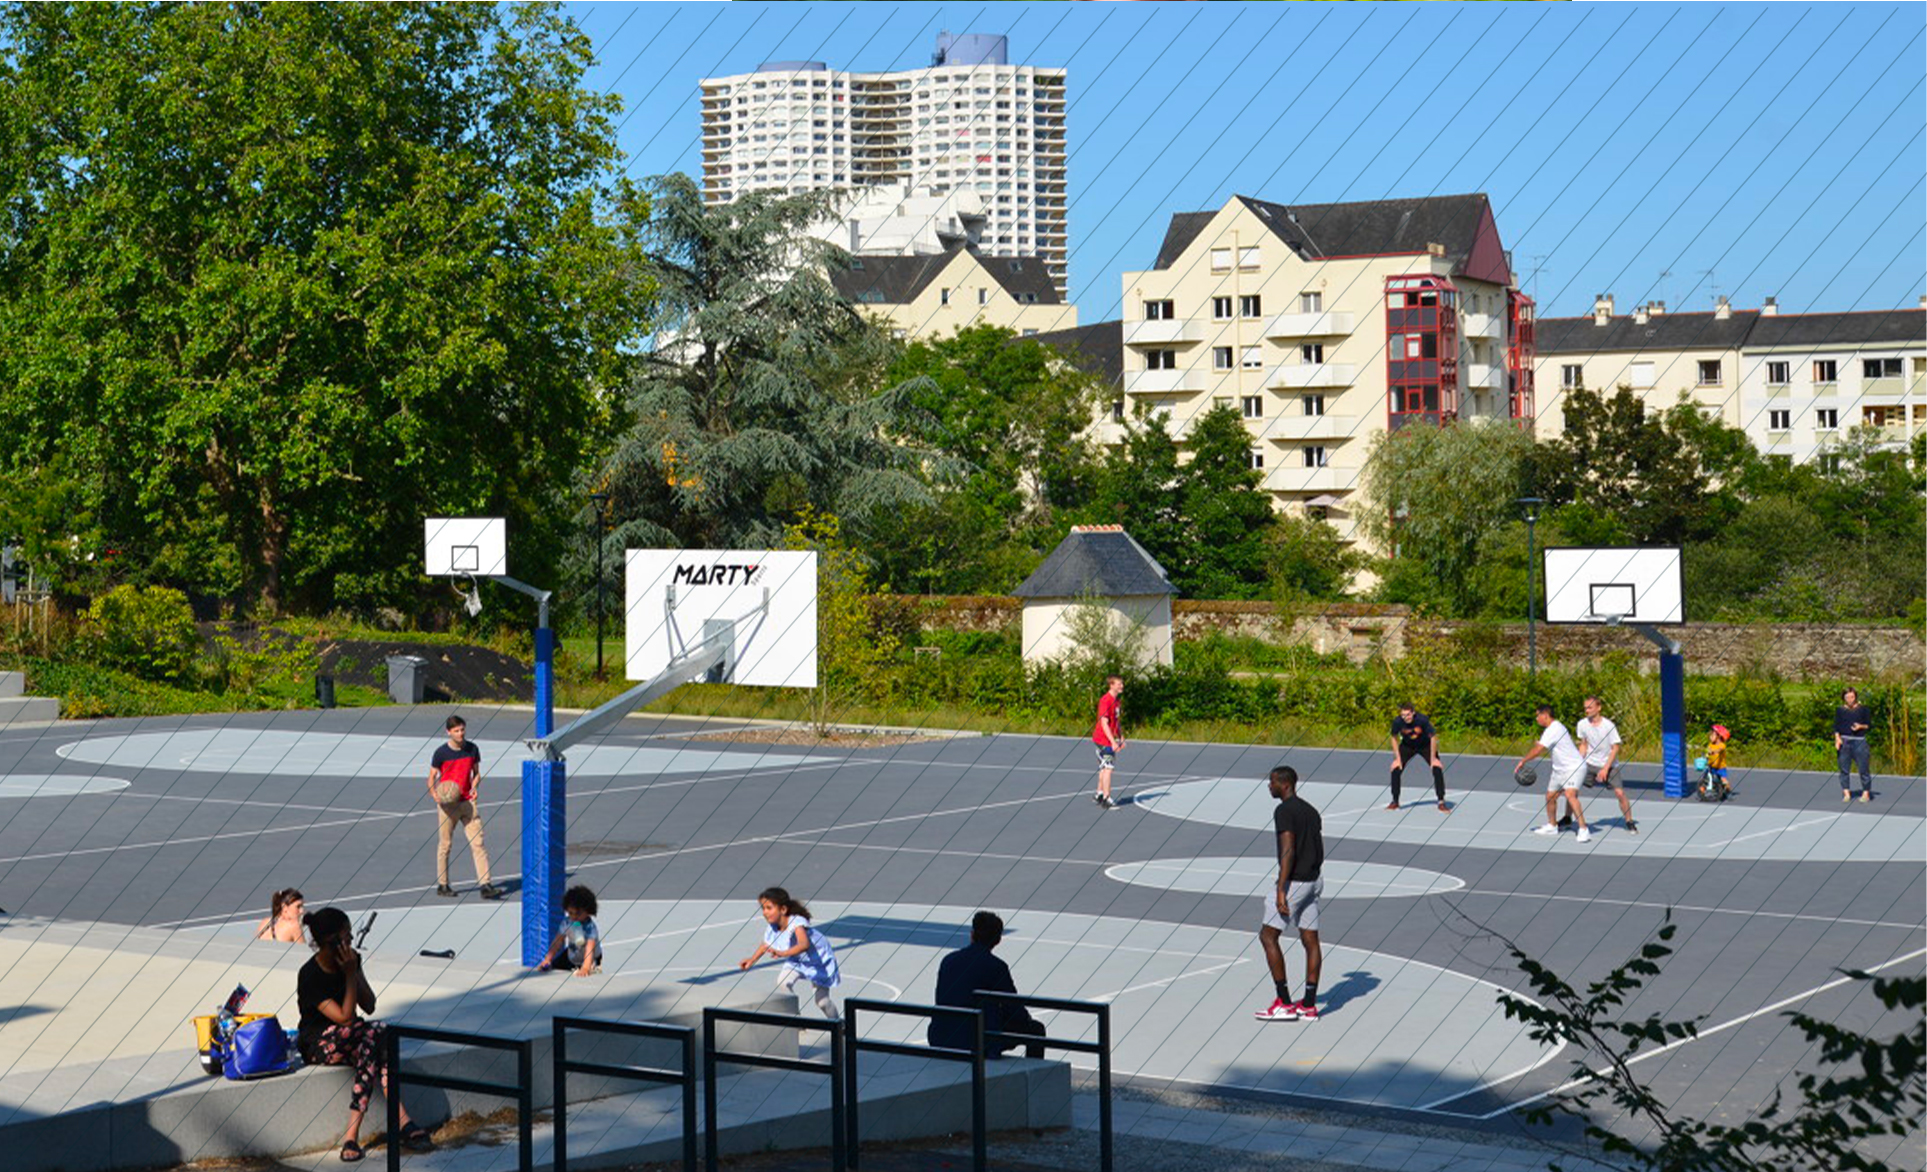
[223,1015,299,1079]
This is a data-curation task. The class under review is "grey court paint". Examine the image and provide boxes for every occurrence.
[0,775,130,799]
[198,898,1559,1113]
[1106,858,1463,900]
[55,730,826,779]
[1137,777,1927,864]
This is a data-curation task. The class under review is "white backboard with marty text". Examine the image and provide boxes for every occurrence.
[1543,547,1684,625]
[626,550,817,688]
[424,517,507,577]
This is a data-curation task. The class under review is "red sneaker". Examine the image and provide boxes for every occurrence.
[1293,1002,1320,1022]
[1253,998,1300,1022]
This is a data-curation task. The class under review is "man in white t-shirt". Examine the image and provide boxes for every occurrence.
[1517,704,1590,843]
[1574,695,1636,834]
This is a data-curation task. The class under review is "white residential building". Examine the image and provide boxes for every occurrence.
[699,33,1069,296]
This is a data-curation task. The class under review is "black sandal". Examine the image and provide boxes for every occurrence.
[400,1122,436,1151]
[340,1139,364,1163]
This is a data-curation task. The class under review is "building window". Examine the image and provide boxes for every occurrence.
[1766,361,1789,385]
[1248,449,1265,470]
[1212,346,1233,371]
[1111,399,1124,422]
[1146,349,1178,371]
[1630,361,1655,389]
[1303,394,1325,416]
[1816,408,1839,430]
[1144,299,1175,320]
[1819,452,1843,475]
[1301,344,1324,365]
[1768,409,1791,430]
[1240,294,1263,318]
[978,287,989,305]
[1302,446,1328,468]
[1210,247,1231,271]
[1864,357,1904,378]
[1813,359,1838,383]
[1240,346,1264,370]
[1212,296,1233,321]
[939,287,950,305]
[1242,395,1264,419]
[1022,328,1037,337]
[1697,360,1721,386]
[1561,364,1583,389]
[1299,292,1322,314]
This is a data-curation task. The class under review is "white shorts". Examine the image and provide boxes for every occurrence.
[1548,765,1583,793]
[1262,878,1323,933]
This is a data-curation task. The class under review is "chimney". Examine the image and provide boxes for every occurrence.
[1919,295,1926,310]
[1633,305,1650,325]
[1593,294,1614,325]
[1650,301,1667,317]
[1761,296,1778,317]
[1714,295,1731,321]
[1427,242,1446,257]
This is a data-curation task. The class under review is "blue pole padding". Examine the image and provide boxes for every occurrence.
[521,757,567,967]
[1660,652,1687,798]
[534,627,555,739]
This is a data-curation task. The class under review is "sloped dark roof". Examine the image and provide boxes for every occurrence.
[831,242,1062,307]
[1014,526,1176,599]
[1537,310,1762,354]
[1745,309,1925,348]
[1151,194,1495,271]
[1030,320,1123,388]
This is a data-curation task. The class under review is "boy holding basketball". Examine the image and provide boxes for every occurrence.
[428,715,501,899]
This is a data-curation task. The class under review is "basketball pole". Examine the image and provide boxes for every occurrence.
[1613,618,1688,798]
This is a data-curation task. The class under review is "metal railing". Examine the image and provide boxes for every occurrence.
[702,1007,845,1172]
[552,1016,697,1172]
[976,992,1114,1172]
[841,999,986,1172]
[384,1024,534,1172]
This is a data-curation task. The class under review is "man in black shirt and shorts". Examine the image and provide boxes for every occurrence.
[1387,702,1448,812]
[1255,766,1323,1023]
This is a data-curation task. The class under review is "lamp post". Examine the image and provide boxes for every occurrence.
[588,492,610,679]
[1518,496,1544,679]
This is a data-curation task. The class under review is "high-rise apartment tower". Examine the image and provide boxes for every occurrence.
[699,33,1069,296]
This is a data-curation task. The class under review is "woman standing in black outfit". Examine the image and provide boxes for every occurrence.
[296,907,435,1161]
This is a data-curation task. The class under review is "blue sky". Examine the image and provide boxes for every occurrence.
[567,2,1926,325]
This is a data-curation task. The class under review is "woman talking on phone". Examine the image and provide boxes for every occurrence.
[296,906,435,1161]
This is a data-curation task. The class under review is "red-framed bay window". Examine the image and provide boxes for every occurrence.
[1507,288,1536,424]
[1385,274,1459,429]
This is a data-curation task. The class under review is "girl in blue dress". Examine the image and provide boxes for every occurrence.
[739,886,842,1020]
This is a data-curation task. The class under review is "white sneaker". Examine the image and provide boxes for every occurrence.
[1531,823,1559,836]
[1576,826,1592,843]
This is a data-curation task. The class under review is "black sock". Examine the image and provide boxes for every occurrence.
[1275,978,1291,1003]
[1302,983,1317,1008]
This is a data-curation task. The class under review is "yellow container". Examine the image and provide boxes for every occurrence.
[193,1013,273,1074]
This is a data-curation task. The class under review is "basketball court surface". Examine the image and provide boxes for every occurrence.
[1,704,1920,1158]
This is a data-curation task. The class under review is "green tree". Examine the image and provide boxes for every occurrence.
[1362,418,1536,615]
[1267,513,1365,604]
[1084,413,1188,575]
[595,176,935,556]
[1176,403,1277,600]
[781,509,901,736]
[0,3,650,612]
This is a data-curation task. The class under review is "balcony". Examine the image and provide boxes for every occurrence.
[1466,363,1504,391]
[1261,413,1361,442]
[1263,310,1355,339]
[1265,362,1357,390]
[1123,318,1205,347]
[1263,465,1348,493]
[1463,312,1502,338]
[1862,377,1908,400]
[1122,368,1207,396]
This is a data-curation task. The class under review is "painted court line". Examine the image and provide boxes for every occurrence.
[1453,888,1926,932]
[1095,958,1249,1002]
[1704,813,1842,848]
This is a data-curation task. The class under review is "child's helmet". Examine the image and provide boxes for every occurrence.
[1711,724,1730,739]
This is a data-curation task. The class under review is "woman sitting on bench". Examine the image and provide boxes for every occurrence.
[296,907,435,1162]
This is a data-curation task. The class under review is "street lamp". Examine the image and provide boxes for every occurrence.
[588,493,611,679]
[1518,496,1544,679]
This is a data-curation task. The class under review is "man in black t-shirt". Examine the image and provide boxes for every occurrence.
[1387,702,1448,812]
[428,715,499,899]
[1834,687,1875,803]
[1255,766,1324,1023]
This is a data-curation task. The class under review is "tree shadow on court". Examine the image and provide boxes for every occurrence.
[1316,969,1381,1015]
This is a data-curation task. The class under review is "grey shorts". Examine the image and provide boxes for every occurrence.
[1263,878,1323,933]
[1094,744,1117,770]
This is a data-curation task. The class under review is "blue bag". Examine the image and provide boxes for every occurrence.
[224,1015,296,1080]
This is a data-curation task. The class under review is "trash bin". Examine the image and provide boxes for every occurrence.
[385,655,428,705]
[315,675,336,709]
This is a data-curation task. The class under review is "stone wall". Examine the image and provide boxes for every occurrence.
[916,596,1923,679]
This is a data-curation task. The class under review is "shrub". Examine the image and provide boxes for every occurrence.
[85,585,199,682]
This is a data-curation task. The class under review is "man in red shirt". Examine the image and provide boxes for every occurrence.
[428,715,500,899]
[1092,675,1124,809]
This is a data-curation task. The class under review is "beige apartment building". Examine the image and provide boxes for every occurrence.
[830,242,1076,339]
[1535,296,1925,462]
[1084,193,1534,542]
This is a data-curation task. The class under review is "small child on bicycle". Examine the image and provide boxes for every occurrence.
[1702,723,1732,797]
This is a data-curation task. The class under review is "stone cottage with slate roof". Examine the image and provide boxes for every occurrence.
[830,240,1077,340]
[1013,525,1176,667]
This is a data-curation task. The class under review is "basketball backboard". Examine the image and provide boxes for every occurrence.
[424,518,507,578]
[1543,547,1684,625]
[625,550,817,688]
